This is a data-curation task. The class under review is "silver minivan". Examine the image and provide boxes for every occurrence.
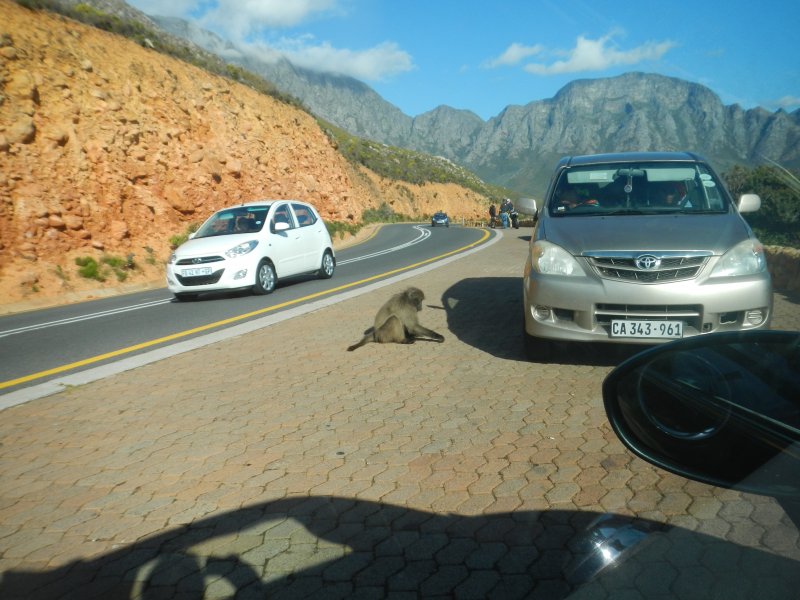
[520,152,772,360]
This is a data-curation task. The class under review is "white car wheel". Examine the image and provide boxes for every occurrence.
[254,260,276,295]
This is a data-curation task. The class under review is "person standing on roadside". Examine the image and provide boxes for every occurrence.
[500,198,513,228]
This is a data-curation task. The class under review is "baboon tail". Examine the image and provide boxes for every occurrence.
[347,327,375,351]
[347,334,371,352]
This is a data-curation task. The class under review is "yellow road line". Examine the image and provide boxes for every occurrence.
[0,229,491,390]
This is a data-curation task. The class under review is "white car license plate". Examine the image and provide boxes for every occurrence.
[611,320,683,339]
[181,267,212,277]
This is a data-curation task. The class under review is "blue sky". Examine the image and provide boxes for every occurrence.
[127,0,800,121]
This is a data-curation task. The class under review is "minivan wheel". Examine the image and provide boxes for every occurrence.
[253,260,276,295]
[318,250,335,279]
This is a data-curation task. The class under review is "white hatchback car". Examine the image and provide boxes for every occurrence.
[166,200,335,301]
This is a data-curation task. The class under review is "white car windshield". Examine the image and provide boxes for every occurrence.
[194,206,270,238]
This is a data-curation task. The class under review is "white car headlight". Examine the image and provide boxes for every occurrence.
[531,241,583,276]
[225,240,259,259]
[168,253,177,264]
[710,239,766,278]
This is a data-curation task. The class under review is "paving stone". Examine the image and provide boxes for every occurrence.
[1,231,798,598]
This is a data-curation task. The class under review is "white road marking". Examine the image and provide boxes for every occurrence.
[0,226,433,337]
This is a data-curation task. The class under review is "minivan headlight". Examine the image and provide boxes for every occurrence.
[710,239,766,278]
[225,240,259,258]
[531,241,583,276]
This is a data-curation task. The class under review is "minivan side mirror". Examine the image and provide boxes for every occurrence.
[602,330,800,498]
[737,193,761,213]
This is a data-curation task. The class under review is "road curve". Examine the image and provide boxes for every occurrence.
[0,224,498,406]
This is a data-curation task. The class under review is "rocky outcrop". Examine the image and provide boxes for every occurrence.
[0,1,487,306]
[453,74,800,194]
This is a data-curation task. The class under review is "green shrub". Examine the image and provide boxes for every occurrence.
[101,254,136,281]
[724,164,800,248]
[75,254,138,282]
[325,220,360,241]
[75,256,105,281]
[143,246,157,265]
[169,223,200,249]
[54,264,68,282]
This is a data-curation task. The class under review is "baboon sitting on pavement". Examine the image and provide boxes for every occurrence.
[347,287,445,351]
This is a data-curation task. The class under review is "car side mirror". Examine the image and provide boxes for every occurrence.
[517,198,538,216]
[602,331,800,498]
[271,221,290,233]
[737,193,761,213]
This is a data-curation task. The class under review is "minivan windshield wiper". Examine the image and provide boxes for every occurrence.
[602,209,647,216]
[551,210,606,217]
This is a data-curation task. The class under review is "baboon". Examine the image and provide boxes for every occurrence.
[347,287,445,351]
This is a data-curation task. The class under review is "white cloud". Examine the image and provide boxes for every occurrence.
[484,43,543,68]
[131,0,412,82]
[202,0,338,40]
[776,95,800,109]
[274,40,414,81]
[523,32,675,75]
[129,0,336,28]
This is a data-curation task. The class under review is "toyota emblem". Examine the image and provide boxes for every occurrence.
[635,254,660,270]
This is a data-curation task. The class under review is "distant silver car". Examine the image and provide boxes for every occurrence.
[520,152,772,360]
[166,200,335,301]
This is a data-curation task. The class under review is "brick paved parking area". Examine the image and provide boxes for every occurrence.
[1,231,799,599]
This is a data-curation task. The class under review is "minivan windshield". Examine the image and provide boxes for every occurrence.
[548,162,732,217]
[194,205,270,238]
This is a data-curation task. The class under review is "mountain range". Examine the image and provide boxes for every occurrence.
[148,14,800,196]
[51,1,800,196]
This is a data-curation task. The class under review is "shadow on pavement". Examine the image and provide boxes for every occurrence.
[441,277,647,367]
[3,495,798,599]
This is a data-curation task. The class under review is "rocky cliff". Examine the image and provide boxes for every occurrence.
[457,74,800,194]
[0,0,488,309]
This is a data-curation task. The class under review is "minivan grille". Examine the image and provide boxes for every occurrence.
[595,303,703,330]
[588,254,709,283]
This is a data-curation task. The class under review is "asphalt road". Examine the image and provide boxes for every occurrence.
[0,224,492,398]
